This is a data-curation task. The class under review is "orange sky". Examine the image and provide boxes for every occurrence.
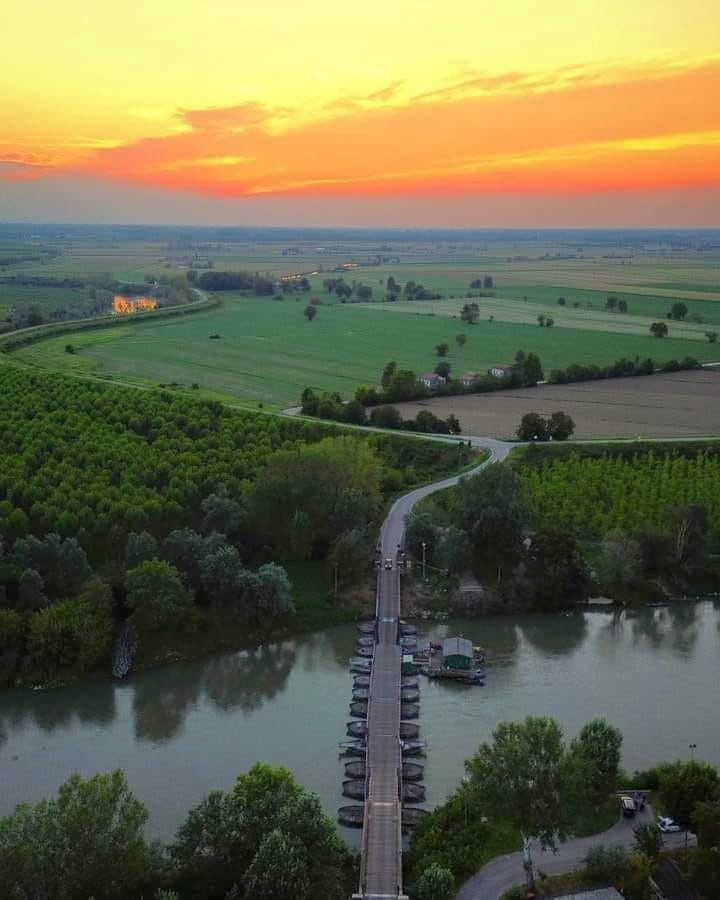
[2,0,720,225]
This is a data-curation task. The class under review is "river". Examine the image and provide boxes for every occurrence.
[1,602,719,844]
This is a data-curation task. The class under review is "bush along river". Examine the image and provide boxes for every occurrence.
[1,601,719,844]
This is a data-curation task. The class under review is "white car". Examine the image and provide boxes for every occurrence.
[384,558,393,570]
[657,816,681,833]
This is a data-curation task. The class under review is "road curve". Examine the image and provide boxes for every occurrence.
[455,805,696,900]
[380,438,514,553]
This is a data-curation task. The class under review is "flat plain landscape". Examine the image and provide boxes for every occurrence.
[3,226,720,426]
[390,368,720,439]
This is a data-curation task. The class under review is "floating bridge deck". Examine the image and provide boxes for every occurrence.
[353,539,408,899]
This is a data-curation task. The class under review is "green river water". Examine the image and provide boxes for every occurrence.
[1,603,719,844]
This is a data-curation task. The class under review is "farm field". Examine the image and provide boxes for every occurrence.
[3,225,720,411]
[388,369,720,440]
[12,296,720,409]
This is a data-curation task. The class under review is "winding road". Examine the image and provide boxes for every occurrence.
[455,806,696,900]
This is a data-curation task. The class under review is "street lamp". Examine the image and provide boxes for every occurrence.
[421,541,427,581]
[689,743,697,759]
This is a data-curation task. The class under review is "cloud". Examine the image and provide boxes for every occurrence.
[9,58,720,202]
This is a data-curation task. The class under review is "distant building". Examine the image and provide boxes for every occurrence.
[442,637,473,670]
[489,363,515,378]
[459,372,480,387]
[421,373,446,390]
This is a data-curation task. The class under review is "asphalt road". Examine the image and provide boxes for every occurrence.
[455,806,696,900]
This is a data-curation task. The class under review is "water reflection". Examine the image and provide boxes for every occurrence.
[518,611,587,655]
[203,642,296,714]
[132,670,202,743]
[0,680,117,737]
[626,605,699,657]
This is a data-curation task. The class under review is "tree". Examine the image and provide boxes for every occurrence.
[483,275,493,289]
[460,302,479,324]
[547,411,575,440]
[251,563,293,617]
[303,305,316,322]
[693,799,720,848]
[386,369,419,401]
[706,331,718,343]
[670,504,707,567]
[515,350,543,385]
[381,360,397,389]
[570,718,623,798]
[669,301,688,320]
[14,533,91,598]
[537,314,546,326]
[524,527,590,610]
[414,862,455,900]
[606,295,618,311]
[126,559,192,632]
[368,405,402,429]
[634,822,662,861]
[126,531,159,568]
[17,567,47,612]
[200,545,245,609]
[435,342,449,357]
[467,717,569,889]
[557,296,566,305]
[618,299,628,313]
[455,333,467,347]
[171,764,347,900]
[434,361,451,380]
[0,770,149,899]
[0,609,25,683]
[517,412,548,441]
[600,530,641,585]
[650,321,668,338]
[243,828,310,899]
[659,760,719,826]
[201,485,244,537]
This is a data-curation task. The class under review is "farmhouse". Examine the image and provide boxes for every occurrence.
[489,363,515,378]
[459,372,480,387]
[421,373,447,390]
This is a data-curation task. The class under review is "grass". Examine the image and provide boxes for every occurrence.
[12,294,720,409]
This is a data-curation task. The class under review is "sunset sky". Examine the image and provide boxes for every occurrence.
[2,0,720,226]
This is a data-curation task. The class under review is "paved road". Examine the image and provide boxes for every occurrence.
[456,806,696,900]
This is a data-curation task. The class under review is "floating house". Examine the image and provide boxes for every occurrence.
[442,637,474,670]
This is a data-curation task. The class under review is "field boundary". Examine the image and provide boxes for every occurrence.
[0,290,219,354]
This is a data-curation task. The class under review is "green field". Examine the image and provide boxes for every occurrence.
[13,292,720,408]
[3,226,720,408]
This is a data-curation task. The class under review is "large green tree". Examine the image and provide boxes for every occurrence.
[126,559,192,633]
[658,760,719,826]
[0,770,149,899]
[171,763,348,899]
[466,717,570,888]
[570,718,623,799]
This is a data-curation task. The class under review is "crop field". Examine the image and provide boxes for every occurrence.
[12,296,720,409]
[389,369,720,440]
[3,225,720,414]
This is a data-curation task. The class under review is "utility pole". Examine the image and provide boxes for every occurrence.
[421,541,427,581]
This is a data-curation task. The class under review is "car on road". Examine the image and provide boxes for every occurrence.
[657,816,681,833]
[620,796,636,817]
[384,558,393,570]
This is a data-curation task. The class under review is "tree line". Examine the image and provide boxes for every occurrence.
[0,763,353,900]
[548,355,700,385]
[408,714,720,898]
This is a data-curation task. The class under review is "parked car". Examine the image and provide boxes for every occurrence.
[384,558,393,570]
[657,816,681,833]
[620,796,637,817]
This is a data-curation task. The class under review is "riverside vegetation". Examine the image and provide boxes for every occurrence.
[407,715,720,900]
[0,365,474,687]
[4,718,719,899]
[406,445,720,613]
